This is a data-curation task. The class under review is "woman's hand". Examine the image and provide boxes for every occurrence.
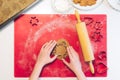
[62,46,82,73]
[37,40,57,67]
[29,40,57,80]
[62,46,86,80]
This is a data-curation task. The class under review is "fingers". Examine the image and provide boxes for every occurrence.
[45,40,53,49]
[69,46,79,57]
[67,46,73,59]
[42,40,56,51]
[67,46,79,58]
[41,40,52,50]
[48,40,56,53]
[69,46,75,53]
[41,42,48,49]
[62,59,69,67]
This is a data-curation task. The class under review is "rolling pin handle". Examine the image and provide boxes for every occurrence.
[75,10,81,23]
[89,61,95,74]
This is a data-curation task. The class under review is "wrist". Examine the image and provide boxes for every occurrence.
[74,68,84,76]
[73,66,82,74]
[35,61,45,69]
[36,58,47,66]
[29,61,45,80]
[74,69,86,80]
[74,69,83,74]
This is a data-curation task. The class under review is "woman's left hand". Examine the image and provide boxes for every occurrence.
[36,40,57,66]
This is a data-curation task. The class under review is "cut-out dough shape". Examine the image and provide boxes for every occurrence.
[53,39,69,59]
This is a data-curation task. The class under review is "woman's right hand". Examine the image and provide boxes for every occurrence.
[62,46,82,73]
[62,46,86,80]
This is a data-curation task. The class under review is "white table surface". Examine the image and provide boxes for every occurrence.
[0,0,120,80]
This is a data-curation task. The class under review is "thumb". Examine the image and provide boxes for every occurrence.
[50,55,57,62]
[62,59,69,67]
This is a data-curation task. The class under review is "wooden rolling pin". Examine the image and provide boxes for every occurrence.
[75,10,95,74]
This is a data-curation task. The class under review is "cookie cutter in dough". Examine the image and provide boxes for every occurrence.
[52,39,69,59]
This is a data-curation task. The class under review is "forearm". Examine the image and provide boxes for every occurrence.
[29,62,44,80]
[74,70,86,80]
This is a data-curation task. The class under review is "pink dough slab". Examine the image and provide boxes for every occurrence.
[14,14,107,77]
